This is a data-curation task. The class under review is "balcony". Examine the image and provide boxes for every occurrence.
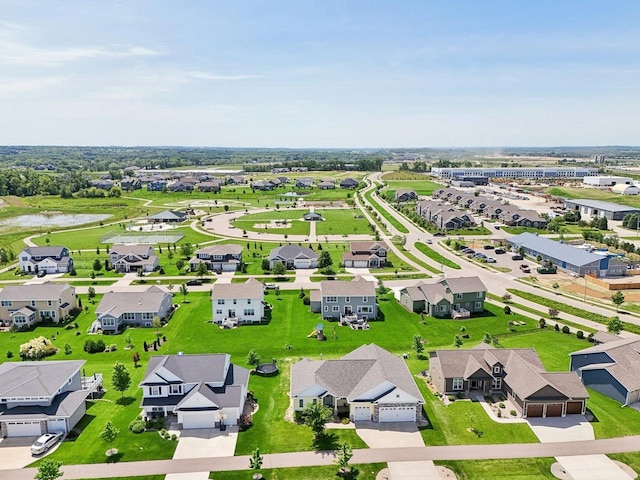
[82,373,103,398]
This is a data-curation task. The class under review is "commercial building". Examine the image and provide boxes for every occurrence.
[583,176,633,187]
[563,199,640,221]
[431,167,598,180]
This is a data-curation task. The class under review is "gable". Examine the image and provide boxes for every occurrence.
[376,387,423,404]
[178,390,219,409]
[526,384,567,400]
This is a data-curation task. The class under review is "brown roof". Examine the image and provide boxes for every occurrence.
[211,278,263,300]
[195,244,243,256]
[349,241,386,252]
[320,276,375,297]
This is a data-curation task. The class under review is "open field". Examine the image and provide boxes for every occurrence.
[415,242,461,269]
[435,458,556,480]
[382,179,443,197]
[314,207,372,235]
[364,188,409,233]
[548,186,640,208]
[209,463,386,480]
[231,210,310,236]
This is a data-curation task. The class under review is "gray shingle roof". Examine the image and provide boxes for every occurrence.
[96,286,170,318]
[269,245,318,262]
[571,338,640,391]
[508,232,605,267]
[195,244,243,256]
[0,360,85,397]
[110,244,154,257]
[147,210,187,221]
[0,282,73,301]
[211,278,264,300]
[141,354,249,386]
[21,246,67,257]
[0,390,89,420]
[320,276,375,297]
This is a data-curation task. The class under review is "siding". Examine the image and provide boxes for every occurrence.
[580,369,628,404]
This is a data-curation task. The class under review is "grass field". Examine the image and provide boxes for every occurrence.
[587,388,640,439]
[548,186,640,208]
[364,188,409,234]
[415,242,461,269]
[382,179,443,196]
[314,208,371,235]
[435,458,556,480]
[231,210,310,236]
[209,463,386,480]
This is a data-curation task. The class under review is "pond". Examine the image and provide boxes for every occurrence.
[0,213,111,229]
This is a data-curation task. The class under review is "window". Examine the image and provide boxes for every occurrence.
[247,299,251,304]
[345,297,350,302]
[142,312,154,320]
[477,292,483,298]
[217,299,225,305]
[215,309,222,315]
[357,306,373,314]
[324,306,328,312]
[31,300,36,307]
[332,306,340,312]
[298,399,304,408]
[47,300,53,306]
[233,299,237,304]
[123,312,135,320]
[475,302,482,309]
[455,293,462,299]
[169,385,182,395]
[326,296,337,303]
[244,309,255,316]
[452,378,463,390]
[493,365,501,374]
[491,378,502,390]
[363,297,368,302]
[440,305,447,312]
[150,387,161,396]
[1,301,11,307]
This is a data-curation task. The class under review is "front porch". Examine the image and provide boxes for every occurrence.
[322,394,350,418]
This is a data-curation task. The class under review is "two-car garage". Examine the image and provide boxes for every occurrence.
[378,406,416,423]
[3,420,43,437]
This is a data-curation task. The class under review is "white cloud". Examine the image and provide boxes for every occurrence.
[0,76,69,95]
[185,71,262,81]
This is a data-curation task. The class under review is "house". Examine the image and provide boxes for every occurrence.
[303,212,323,221]
[296,178,314,188]
[189,245,243,272]
[291,166,308,172]
[120,177,142,190]
[340,178,359,189]
[0,283,77,327]
[570,338,640,405]
[168,181,195,192]
[269,245,319,270]
[395,190,418,202]
[109,244,159,273]
[310,276,377,320]
[343,241,387,268]
[430,344,588,418]
[211,278,265,325]
[228,176,246,185]
[277,176,290,184]
[271,167,290,174]
[147,180,168,191]
[95,286,174,333]
[253,180,275,191]
[499,209,548,229]
[19,246,73,274]
[91,179,115,190]
[507,232,627,277]
[139,353,249,429]
[196,181,222,193]
[318,180,335,190]
[415,200,475,231]
[147,210,187,223]
[290,344,424,423]
[0,360,102,437]
[399,277,487,318]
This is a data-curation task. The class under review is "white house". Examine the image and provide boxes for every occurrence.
[211,278,265,325]
[139,353,249,429]
[18,246,73,274]
[109,244,159,273]
[268,245,319,270]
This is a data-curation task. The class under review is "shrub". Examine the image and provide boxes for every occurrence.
[554,323,560,332]
[6,350,13,358]
[340,417,350,425]
[576,330,584,339]
[302,296,310,305]
[160,428,168,436]
[499,403,505,409]
[510,410,517,417]
[448,395,456,402]
[562,325,570,334]
[293,411,305,423]
[129,418,146,434]
[503,305,511,315]
[171,433,177,441]
[83,339,106,354]
[19,336,57,360]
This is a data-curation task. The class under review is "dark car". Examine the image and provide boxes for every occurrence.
[37,270,47,278]
[512,254,523,261]
[483,245,494,250]
[185,279,203,286]
[494,248,506,254]
[433,232,446,237]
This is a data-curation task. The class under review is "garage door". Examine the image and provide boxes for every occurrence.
[5,421,42,437]
[353,406,371,421]
[566,401,583,414]
[47,418,67,433]
[545,404,563,417]
[378,406,416,423]
[180,411,216,429]
[526,404,543,418]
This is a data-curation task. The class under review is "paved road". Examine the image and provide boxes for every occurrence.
[6,436,640,480]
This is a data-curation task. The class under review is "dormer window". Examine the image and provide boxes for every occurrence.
[493,366,501,374]
[169,385,182,395]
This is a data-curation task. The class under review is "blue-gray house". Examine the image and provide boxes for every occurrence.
[507,232,627,278]
[570,337,640,406]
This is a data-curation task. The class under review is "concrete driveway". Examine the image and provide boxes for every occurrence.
[355,422,424,449]
[0,437,38,470]
[166,473,209,480]
[527,415,594,443]
[172,427,238,460]
[555,455,633,480]
[215,272,234,284]
[388,461,441,480]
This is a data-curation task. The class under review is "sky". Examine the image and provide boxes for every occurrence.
[1,0,639,148]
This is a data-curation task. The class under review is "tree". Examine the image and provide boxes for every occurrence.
[303,401,332,440]
[112,362,131,398]
[261,259,270,271]
[607,316,623,335]
[180,243,194,258]
[35,459,63,480]
[611,291,625,312]
[152,316,162,333]
[92,259,102,272]
[132,352,140,368]
[412,334,424,356]
[88,287,96,303]
[175,259,185,271]
[100,421,119,456]
[272,261,287,277]
[196,261,208,279]
[501,293,512,302]
[483,332,492,344]
[247,349,260,365]
[167,250,174,263]
[249,447,264,472]
[318,250,333,269]
[335,442,353,475]
[454,335,463,348]
[179,283,189,302]
[548,308,559,318]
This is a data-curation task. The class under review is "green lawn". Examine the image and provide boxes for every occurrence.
[210,463,387,480]
[587,389,640,439]
[314,208,372,235]
[232,210,310,236]
[435,458,556,480]
[548,186,640,208]
[609,453,640,475]
[415,242,460,269]
[396,247,439,274]
[382,179,443,196]
[364,188,409,234]
[76,477,164,480]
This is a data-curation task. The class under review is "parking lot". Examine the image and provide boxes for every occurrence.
[448,240,537,276]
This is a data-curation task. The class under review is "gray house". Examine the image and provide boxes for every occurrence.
[399,277,487,318]
[395,189,418,202]
[430,344,588,418]
[310,276,377,320]
[570,338,640,405]
[507,232,627,277]
[0,360,102,437]
[290,344,424,423]
[269,245,319,270]
[95,286,174,333]
[189,244,243,272]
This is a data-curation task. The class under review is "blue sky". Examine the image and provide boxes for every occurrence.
[1,0,639,147]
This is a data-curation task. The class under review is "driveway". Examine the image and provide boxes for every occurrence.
[388,461,442,480]
[165,473,209,480]
[555,455,633,480]
[355,422,424,449]
[172,427,238,460]
[527,415,594,443]
[215,272,234,284]
[0,437,38,470]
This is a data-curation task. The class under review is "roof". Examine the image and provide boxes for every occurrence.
[147,210,187,221]
[593,331,621,344]
[291,344,424,403]
[110,244,153,256]
[508,232,606,267]
[320,276,375,297]
[571,338,640,391]
[0,360,85,397]
[96,286,170,317]
[0,282,73,301]
[269,245,318,262]
[401,277,486,303]
[194,244,243,256]
[211,278,263,300]
[564,199,640,213]
[0,390,89,420]
[21,246,67,257]
[444,277,487,294]
[349,241,387,252]
[141,354,248,386]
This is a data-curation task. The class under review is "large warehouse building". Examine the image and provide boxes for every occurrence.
[431,167,598,180]
[507,232,627,278]
[583,176,633,187]
[563,199,640,221]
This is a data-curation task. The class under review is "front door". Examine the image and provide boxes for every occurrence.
[228,309,235,318]
[470,380,481,390]
[344,306,352,315]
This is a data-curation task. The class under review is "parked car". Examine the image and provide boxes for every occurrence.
[483,245,494,250]
[425,239,433,244]
[474,253,487,259]
[512,254,523,261]
[486,257,497,263]
[264,283,278,289]
[37,270,47,278]
[31,433,62,455]
[494,248,506,254]
[185,279,203,286]
[433,232,446,237]
[519,264,531,273]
